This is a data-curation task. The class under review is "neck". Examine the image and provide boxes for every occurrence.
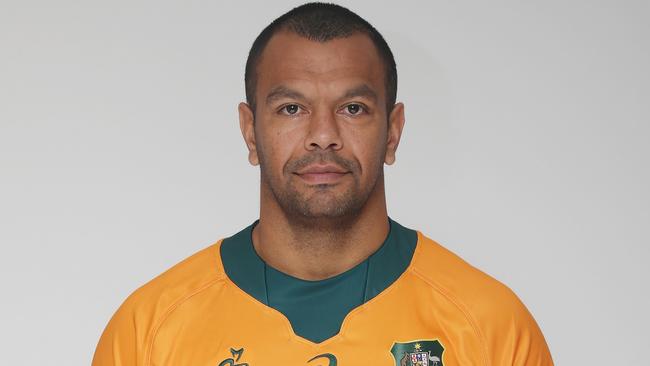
[252,179,390,281]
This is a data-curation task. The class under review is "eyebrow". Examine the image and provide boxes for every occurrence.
[264,83,379,105]
[340,84,378,103]
[265,86,308,105]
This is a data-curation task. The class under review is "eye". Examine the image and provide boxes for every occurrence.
[341,103,366,116]
[279,104,302,115]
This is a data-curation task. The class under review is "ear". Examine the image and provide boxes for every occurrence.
[384,102,405,165]
[238,102,259,166]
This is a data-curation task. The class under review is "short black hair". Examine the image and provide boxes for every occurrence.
[244,2,397,114]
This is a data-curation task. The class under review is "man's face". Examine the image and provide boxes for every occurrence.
[239,31,404,222]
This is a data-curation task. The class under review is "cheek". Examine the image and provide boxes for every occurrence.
[346,127,387,175]
[257,123,304,173]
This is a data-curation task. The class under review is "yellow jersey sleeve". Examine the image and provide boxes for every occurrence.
[473,278,552,365]
[411,233,553,365]
[92,293,142,366]
[92,243,225,366]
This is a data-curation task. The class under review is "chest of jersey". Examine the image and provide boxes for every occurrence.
[148,271,481,366]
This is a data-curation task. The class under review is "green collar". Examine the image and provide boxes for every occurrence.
[220,217,417,342]
[220,217,418,307]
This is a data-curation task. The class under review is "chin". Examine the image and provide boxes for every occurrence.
[293,195,363,220]
[302,207,349,219]
[271,179,370,222]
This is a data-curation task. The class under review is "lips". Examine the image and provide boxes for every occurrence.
[295,164,348,175]
[294,164,350,184]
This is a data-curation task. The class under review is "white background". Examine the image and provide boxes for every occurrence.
[1,0,649,364]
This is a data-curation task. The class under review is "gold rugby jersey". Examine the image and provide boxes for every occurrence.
[93,219,553,366]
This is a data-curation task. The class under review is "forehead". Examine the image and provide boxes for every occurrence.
[256,31,385,99]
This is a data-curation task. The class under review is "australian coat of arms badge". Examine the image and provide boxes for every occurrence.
[390,340,445,366]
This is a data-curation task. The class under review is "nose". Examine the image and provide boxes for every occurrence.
[304,108,343,151]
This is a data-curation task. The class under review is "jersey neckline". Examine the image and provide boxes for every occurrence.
[219,216,419,346]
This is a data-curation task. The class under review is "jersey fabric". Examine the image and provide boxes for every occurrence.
[92,218,553,366]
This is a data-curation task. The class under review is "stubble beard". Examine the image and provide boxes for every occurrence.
[259,151,383,231]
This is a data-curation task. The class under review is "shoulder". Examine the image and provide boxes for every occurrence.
[409,231,553,365]
[129,241,226,301]
[410,232,519,315]
[92,241,228,365]
[121,241,227,319]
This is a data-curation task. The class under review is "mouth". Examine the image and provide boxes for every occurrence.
[294,164,351,185]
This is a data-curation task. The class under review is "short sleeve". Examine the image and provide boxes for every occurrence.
[482,289,554,365]
[92,295,147,366]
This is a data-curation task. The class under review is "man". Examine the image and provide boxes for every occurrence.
[93,3,553,365]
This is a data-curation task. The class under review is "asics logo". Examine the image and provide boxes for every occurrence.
[307,353,337,366]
